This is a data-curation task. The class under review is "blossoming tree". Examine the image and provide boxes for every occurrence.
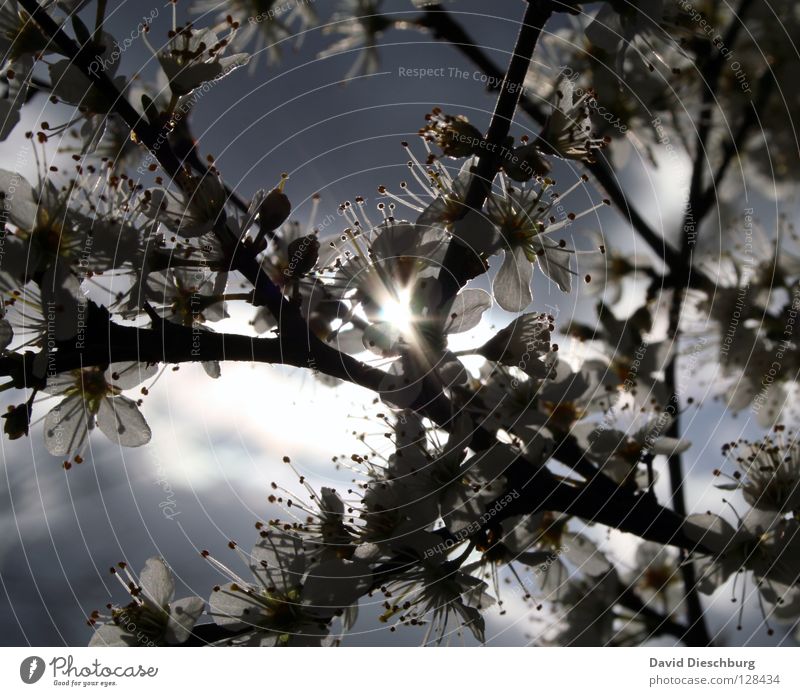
[1,0,798,647]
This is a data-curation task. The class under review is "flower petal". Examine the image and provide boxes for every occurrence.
[535,242,572,292]
[684,513,743,555]
[44,395,90,457]
[39,265,85,341]
[649,436,691,455]
[96,396,151,447]
[166,596,205,644]
[105,362,158,390]
[208,582,256,629]
[0,169,37,230]
[88,623,137,647]
[445,288,491,334]
[493,246,532,312]
[249,532,307,592]
[301,559,372,617]
[564,532,612,576]
[139,557,175,608]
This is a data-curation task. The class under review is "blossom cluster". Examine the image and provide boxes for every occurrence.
[0,0,798,647]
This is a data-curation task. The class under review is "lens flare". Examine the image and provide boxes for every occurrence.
[379,287,415,334]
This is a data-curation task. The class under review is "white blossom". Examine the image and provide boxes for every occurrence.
[42,362,155,461]
[89,557,204,647]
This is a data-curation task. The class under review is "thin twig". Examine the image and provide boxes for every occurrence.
[663,0,755,646]
[435,1,555,305]
[694,67,774,222]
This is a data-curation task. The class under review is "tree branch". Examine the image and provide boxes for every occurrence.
[16,0,423,419]
[694,66,774,222]
[435,0,554,305]
[681,0,754,256]
[418,4,687,276]
[659,0,755,647]
[0,304,709,562]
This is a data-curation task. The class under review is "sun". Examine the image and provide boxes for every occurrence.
[379,287,415,335]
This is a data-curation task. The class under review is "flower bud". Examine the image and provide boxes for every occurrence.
[3,403,31,440]
[259,181,292,231]
[284,235,320,279]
